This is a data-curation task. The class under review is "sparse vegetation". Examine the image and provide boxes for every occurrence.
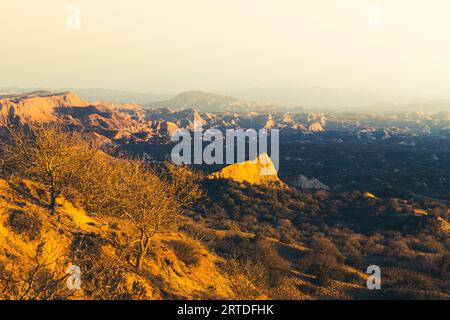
[190,180,450,295]
[170,239,203,266]
[0,119,449,300]
[1,123,96,213]
[0,241,72,300]
[298,236,344,286]
[7,208,42,241]
[0,124,205,299]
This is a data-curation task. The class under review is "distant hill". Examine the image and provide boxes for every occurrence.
[226,86,424,110]
[5,87,447,112]
[146,91,278,112]
[0,87,170,105]
[66,88,170,105]
[365,98,450,113]
[0,91,153,142]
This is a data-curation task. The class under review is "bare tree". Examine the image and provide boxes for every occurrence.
[0,241,74,300]
[67,150,121,214]
[1,122,202,272]
[117,161,201,270]
[68,152,202,270]
[0,123,95,213]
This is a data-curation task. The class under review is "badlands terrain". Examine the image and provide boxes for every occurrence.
[0,90,448,299]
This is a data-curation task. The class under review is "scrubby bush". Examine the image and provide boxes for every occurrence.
[343,245,364,267]
[298,236,344,286]
[7,208,42,240]
[72,247,148,300]
[170,239,203,266]
[227,238,291,288]
[179,223,218,243]
[0,241,73,300]
[220,258,266,300]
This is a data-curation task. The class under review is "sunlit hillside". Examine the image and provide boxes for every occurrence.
[0,119,448,300]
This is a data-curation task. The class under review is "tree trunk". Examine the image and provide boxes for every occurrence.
[49,179,57,214]
[136,254,143,271]
[136,232,150,271]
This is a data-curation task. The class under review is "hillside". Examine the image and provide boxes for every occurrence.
[0,91,153,142]
[0,176,390,300]
[0,91,88,124]
[0,88,170,105]
[0,178,235,299]
[147,91,278,112]
[1,125,383,300]
[66,88,170,105]
[193,179,450,299]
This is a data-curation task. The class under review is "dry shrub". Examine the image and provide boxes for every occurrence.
[71,238,149,300]
[179,223,217,243]
[220,258,266,300]
[7,208,42,240]
[233,239,291,288]
[298,236,344,286]
[218,238,292,299]
[170,239,203,267]
[270,278,307,300]
[0,241,73,300]
[76,255,148,300]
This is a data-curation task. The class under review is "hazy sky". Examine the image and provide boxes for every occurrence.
[1,0,450,96]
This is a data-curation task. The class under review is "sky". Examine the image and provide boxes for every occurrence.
[1,0,450,97]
